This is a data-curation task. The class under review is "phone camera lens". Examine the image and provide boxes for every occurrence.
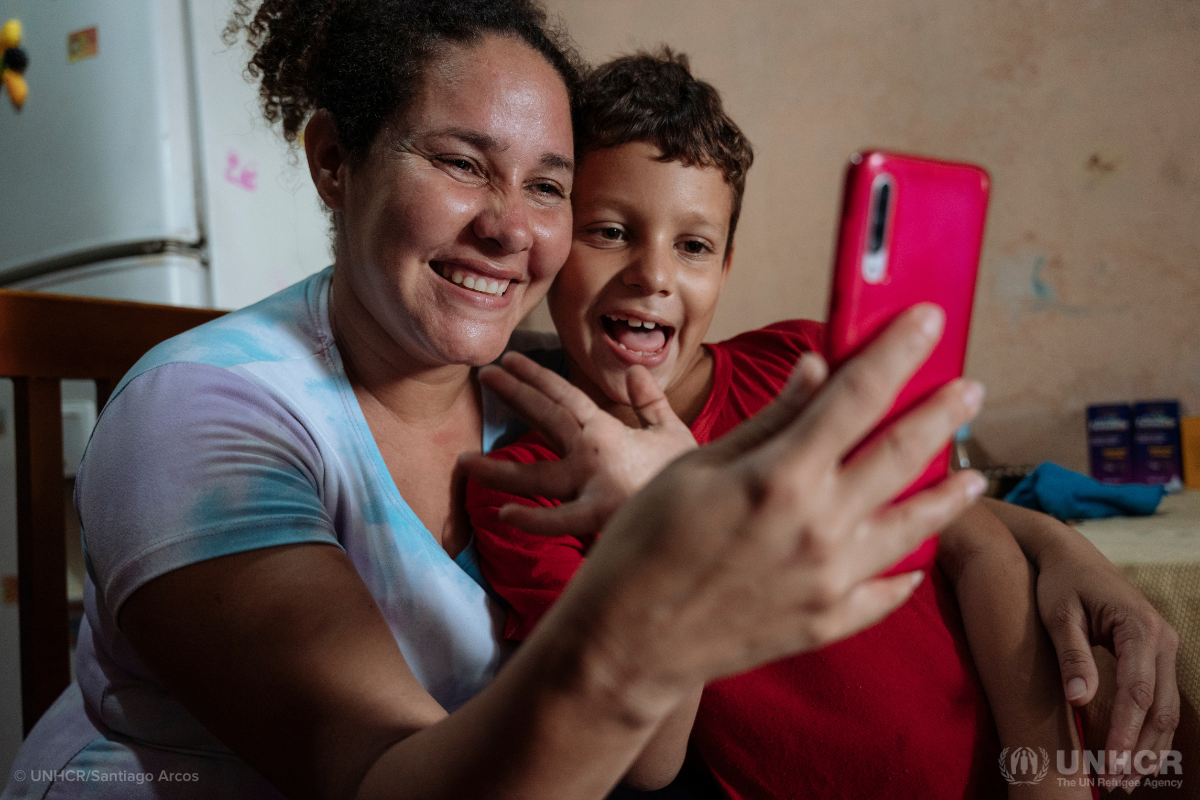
[868,181,891,254]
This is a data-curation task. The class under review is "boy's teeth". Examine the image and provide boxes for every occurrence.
[442,265,509,296]
[605,314,657,330]
[617,342,655,356]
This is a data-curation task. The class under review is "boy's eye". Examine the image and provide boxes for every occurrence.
[592,226,626,241]
[679,239,712,255]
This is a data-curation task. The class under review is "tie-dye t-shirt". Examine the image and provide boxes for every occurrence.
[3,267,549,799]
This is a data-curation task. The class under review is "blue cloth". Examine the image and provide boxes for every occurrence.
[1003,462,1166,520]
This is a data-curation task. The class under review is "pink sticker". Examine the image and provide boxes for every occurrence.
[224,150,258,192]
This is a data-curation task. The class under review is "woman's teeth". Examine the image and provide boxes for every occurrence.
[440,265,509,296]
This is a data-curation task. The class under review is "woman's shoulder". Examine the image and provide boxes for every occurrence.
[112,268,336,400]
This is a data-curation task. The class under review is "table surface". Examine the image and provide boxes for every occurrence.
[1072,489,1200,563]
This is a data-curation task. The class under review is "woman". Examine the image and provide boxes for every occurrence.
[3,2,1175,799]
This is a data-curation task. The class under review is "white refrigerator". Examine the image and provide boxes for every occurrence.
[0,0,331,781]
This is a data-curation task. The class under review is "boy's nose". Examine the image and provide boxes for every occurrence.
[621,244,675,295]
[473,190,533,255]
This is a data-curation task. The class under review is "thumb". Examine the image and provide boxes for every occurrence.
[1045,603,1100,706]
[625,366,682,430]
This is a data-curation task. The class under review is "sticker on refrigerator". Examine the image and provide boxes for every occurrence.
[2,18,29,111]
[68,27,98,63]
[225,149,258,192]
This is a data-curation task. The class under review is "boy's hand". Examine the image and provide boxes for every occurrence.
[1034,534,1180,765]
[461,352,697,540]
[981,498,1181,784]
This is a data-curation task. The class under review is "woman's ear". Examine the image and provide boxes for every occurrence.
[305,110,349,212]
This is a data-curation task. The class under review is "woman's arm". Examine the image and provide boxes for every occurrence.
[121,305,984,800]
[620,689,704,791]
[468,464,700,791]
[120,543,674,800]
[981,498,1180,766]
[938,504,1088,798]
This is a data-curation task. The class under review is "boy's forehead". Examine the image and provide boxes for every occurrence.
[573,142,733,222]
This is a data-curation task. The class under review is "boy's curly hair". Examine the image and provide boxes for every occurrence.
[224,0,586,160]
[577,48,755,255]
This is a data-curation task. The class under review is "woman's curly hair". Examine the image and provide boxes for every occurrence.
[225,0,586,159]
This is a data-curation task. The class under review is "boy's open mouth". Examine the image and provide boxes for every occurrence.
[600,314,674,356]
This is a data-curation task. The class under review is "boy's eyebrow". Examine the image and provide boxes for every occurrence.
[425,126,573,173]
[578,196,725,233]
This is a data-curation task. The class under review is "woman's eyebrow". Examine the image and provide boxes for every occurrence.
[427,126,572,173]
[539,152,574,173]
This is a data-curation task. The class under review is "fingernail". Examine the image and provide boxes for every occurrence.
[964,472,987,499]
[910,570,925,589]
[918,305,944,338]
[1065,677,1087,701]
[960,380,984,412]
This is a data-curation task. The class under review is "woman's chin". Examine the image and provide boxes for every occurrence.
[430,324,516,367]
[432,337,509,368]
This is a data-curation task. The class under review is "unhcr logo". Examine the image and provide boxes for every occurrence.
[999,747,1050,785]
[999,747,1184,791]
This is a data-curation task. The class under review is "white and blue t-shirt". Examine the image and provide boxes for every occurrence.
[4,267,555,799]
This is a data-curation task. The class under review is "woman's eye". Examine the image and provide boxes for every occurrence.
[533,182,564,198]
[439,157,476,173]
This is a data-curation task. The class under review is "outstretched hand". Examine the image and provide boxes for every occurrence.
[460,352,697,540]
[531,305,989,721]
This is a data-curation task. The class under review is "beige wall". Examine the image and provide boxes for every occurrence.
[531,0,1200,472]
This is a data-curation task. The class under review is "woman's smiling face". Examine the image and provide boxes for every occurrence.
[330,34,575,369]
[548,141,733,408]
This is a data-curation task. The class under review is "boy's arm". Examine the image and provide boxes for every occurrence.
[938,503,1090,798]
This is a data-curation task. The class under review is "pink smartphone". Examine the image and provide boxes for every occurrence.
[825,151,990,573]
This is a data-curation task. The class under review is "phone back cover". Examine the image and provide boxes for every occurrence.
[826,152,989,571]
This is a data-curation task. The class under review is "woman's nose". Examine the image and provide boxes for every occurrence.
[473,190,533,255]
[621,244,674,295]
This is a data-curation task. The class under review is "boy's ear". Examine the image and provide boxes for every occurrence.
[721,243,735,280]
[305,110,350,212]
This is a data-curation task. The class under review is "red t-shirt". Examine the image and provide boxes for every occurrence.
[467,320,1004,799]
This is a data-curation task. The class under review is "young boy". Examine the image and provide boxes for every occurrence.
[468,49,1089,799]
